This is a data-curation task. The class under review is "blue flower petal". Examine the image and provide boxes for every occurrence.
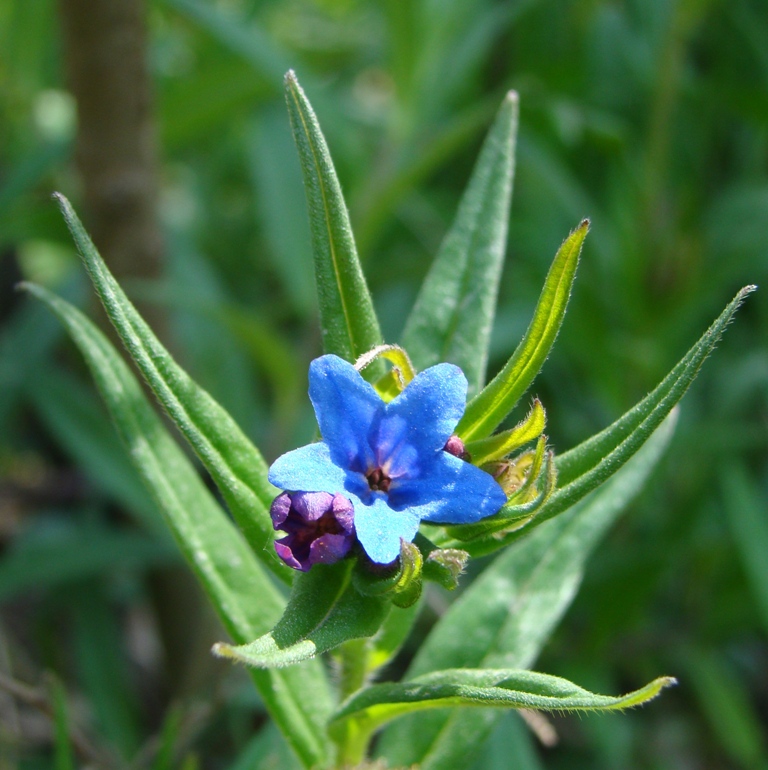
[269,442,350,495]
[373,363,467,478]
[391,452,506,524]
[309,355,382,474]
[354,495,421,564]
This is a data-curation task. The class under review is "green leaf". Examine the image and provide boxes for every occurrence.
[401,92,518,394]
[377,412,676,770]
[51,193,288,581]
[457,220,588,441]
[458,285,756,557]
[555,287,756,489]
[284,71,383,369]
[331,668,675,760]
[23,283,332,769]
[214,562,391,669]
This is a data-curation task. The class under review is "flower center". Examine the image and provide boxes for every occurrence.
[366,467,392,493]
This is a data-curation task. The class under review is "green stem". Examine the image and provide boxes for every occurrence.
[334,638,372,766]
[338,638,369,701]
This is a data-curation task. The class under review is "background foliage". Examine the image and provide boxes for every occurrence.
[1,0,766,767]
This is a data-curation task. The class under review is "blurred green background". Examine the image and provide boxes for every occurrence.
[1,0,766,767]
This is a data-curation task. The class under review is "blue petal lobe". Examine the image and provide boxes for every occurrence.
[374,363,467,478]
[269,442,350,495]
[392,453,506,524]
[309,355,383,473]
[354,495,421,564]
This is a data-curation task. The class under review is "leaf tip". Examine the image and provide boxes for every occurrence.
[578,218,590,232]
[284,69,297,87]
[739,284,758,299]
[503,89,519,106]
[211,642,236,660]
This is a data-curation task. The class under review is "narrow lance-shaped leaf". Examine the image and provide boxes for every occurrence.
[24,284,332,769]
[466,286,758,555]
[377,413,676,770]
[214,561,391,669]
[52,194,289,581]
[457,220,588,441]
[556,285,757,486]
[285,71,383,370]
[401,92,518,394]
[331,669,675,763]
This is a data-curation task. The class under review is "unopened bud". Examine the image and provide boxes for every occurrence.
[444,435,471,462]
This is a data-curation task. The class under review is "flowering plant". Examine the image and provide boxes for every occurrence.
[24,72,753,768]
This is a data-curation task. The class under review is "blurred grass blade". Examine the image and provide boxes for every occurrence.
[284,71,384,369]
[465,398,545,465]
[214,561,390,668]
[28,366,164,535]
[401,92,518,393]
[331,668,674,761]
[161,0,291,87]
[683,646,767,768]
[49,676,76,770]
[366,599,423,675]
[721,463,768,635]
[377,412,675,770]
[52,193,287,580]
[458,221,588,440]
[72,584,141,758]
[24,283,332,769]
[0,525,175,602]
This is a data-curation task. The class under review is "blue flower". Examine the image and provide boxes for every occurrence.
[269,354,507,564]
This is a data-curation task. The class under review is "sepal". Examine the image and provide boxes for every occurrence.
[464,399,546,465]
[353,539,423,609]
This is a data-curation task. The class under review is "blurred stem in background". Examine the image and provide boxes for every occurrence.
[57,0,165,334]
[56,0,217,702]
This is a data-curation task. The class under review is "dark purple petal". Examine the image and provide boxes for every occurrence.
[270,490,356,571]
[309,533,354,567]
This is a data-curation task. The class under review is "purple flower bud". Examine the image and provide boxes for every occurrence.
[443,435,471,462]
[270,491,355,572]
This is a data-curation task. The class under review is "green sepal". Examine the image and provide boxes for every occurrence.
[353,540,424,609]
[423,549,469,591]
[457,220,588,441]
[51,193,289,581]
[213,560,391,668]
[464,398,546,465]
[284,71,383,373]
[354,344,416,401]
